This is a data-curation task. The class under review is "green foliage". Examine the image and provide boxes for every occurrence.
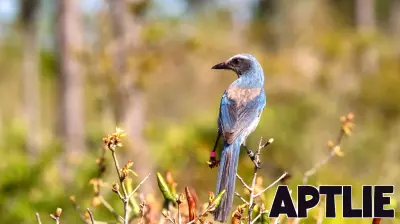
[1,1,400,223]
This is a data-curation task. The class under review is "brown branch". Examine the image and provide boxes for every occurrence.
[161,211,177,224]
[138,201,147,224]
[87,208,95,224]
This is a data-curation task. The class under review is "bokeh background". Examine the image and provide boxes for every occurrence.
[0,0,399,223]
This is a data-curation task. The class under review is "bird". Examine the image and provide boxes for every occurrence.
[210,54,266,222]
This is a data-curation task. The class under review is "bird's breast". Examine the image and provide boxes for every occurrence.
[226,85,262,106]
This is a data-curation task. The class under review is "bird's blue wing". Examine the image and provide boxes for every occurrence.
[218,89,266,144]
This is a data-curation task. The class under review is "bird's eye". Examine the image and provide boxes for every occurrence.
[232,58,240,65]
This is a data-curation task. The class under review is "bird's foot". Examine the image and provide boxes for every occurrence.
[207,151,220,168]
[254,160,261,169]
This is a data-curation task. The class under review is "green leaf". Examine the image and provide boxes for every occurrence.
[260,211,270,224]
[156,172,176,202]
[212,189,226,208]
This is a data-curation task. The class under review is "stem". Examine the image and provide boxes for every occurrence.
[87,208,95,224]
[302,130,345,184]
[100,196,124,222]
[35,213,42,224]
[254,172,288,197]
[236,174,251,191]
[248,164,258,224]
[235,192,249,204]
[110,150,130,224]
[127,173,151,198]
[138,202,146,224]
[177,203,182,224]
[247,138,266,224]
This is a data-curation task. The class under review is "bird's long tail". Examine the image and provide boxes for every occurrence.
[213,139,241,222]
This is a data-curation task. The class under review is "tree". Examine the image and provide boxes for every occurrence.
[108,0,154,192]
[20,0,41,160]
[355,0,376,32]
[55,0,85,172]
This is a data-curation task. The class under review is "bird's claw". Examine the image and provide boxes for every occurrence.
[207,157,220,169]
[253,160,261,169]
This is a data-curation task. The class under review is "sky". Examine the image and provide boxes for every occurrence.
[0,0,187,23]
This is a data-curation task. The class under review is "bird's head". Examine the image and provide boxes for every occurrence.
[211,54,263,78]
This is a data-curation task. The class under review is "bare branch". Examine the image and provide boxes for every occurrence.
[138,201,147,224]
[50,214,59,224]
[246,138,274,224]
[162,211,177,224]
[35,213,42,224]
[236,174,251,191]
[110,150,130,224]
[127,173,151,198]
[250,210,268,224]
[87,208,95,224]
[254,172,288,198]
[100,196,125,222]
[235,192,249,204]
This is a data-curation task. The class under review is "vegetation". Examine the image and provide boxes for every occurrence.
[0,0,399,223]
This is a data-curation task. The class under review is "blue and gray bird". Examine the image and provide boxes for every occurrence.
[210,54,266,222]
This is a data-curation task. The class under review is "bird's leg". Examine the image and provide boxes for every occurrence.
[207,132,221,168]
[243,143,261,169]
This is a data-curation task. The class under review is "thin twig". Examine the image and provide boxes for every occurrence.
[250,210,268,224]
[302,130,345,184]
[138,201,146,224]
[162,212,177,224]
[295,115,353,224]
[50,214,59,224]
[70,197,92,223]
[247,138,273,224]
[186,205,214,224]
[35,213,42,224]
[316,197,325,224]
[236,174,251,191]
[177,203,182,224]
[254,172,288,197]
[235,192,249,204]
[110,150,130,224]
[127,173,151,198]
[87,208,95,224]
[100,196,125,222]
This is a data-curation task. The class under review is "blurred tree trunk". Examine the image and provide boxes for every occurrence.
[355,0,378,75]
[355,0,376,31]
[108,0,154,192]
[56,0,85,173]
[390,0,400,35]
[20,0,41,160]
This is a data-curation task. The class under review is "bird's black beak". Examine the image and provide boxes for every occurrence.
[211,61,229,70]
